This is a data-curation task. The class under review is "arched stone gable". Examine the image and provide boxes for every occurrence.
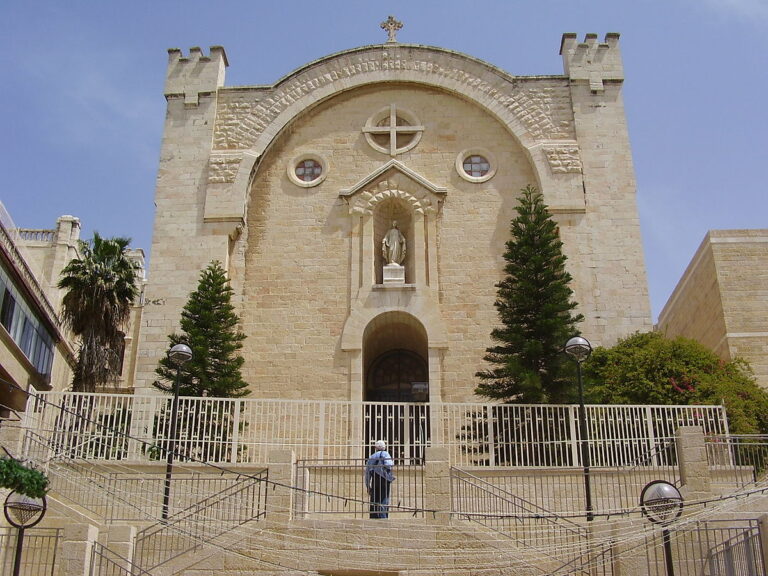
[204,44,583,226]
[214,44,575,152]
[340,159,446,217]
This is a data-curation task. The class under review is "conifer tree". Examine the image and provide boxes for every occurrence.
[154,261,248,398]
[476,185,583,403]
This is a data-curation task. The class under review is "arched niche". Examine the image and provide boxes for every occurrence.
[374,199,413,285]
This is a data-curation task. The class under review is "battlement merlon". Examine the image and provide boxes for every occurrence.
[560,33,623,92]
[164,46,228,107]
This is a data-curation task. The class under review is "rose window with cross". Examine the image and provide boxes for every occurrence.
[363,105,424,156]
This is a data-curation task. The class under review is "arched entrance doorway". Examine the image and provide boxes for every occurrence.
[367,349,427,402]
[363,312,429,461]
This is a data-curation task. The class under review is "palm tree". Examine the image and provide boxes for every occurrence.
[58,233,139,392]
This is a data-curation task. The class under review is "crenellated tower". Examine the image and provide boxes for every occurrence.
[560,32,623,93]
[134,46,232,393]
[164,46,228,106]
[558,33,652,340]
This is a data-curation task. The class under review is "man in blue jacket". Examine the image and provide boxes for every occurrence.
[365,440,395,519]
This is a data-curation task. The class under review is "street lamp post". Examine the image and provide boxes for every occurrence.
[4,492,47,576]
[564,336,593,521]
[161,343,193,521]
[640,480,684,576]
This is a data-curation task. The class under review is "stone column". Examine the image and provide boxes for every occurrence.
[106,524,136,569]
[349,214,363,295]
[61,523,98,576]
[267,449,296,528]
[676,425,712,500]
[424,446,451,525]
[425,212,439,289]
[759,515,768,571]
[361,215,374,286]
[413,213,426,287]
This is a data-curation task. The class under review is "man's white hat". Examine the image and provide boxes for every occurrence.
[375,440,386,450]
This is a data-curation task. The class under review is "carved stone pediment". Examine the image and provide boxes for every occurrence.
[339,159,446,216]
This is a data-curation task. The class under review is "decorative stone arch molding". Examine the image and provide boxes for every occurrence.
[207,44,585,224]
[349,187,434,217]
[340,159,445,216]
[342,307,448,353]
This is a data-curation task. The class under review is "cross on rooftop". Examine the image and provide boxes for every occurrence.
[380,16,403,43]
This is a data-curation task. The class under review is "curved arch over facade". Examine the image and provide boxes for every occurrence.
[222,43,574,200]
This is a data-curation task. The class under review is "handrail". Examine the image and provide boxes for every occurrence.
[450,466,587,538]
[134,469,267,571]
[90,542,152,576]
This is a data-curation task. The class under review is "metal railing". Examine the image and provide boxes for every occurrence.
[646,519,765,576]
[24,429,264,522]
[450,467,587,550]
[450,438,680,516]
[294,458,424,517]
[0,527,61,576]
[707,521,765,576]
[23,391,729,467]
[133,469,267,572]
[443,402,726,467]
[707,435,768,489]
[90,542,151,576]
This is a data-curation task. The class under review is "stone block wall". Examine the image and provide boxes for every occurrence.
[133,37,653,399]
[658,230,768,388]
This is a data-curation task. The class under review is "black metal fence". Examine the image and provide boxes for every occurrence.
[646,519,765,576]
[0,527,61,576]
[707,435,768,488]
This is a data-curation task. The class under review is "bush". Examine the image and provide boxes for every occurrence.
[0,458,49,498]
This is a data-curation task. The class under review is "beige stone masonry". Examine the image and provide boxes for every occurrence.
[134,34,652,401]
[658,230,768,388]
[676,426,712,501]
[268,449,296,528]
[61,523,98,576]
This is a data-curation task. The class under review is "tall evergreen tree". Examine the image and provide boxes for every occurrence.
[58,233,139,392]
[476,185,583,403]
[154,261,248,398]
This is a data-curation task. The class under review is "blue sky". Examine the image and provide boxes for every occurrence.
[2,0,766,323]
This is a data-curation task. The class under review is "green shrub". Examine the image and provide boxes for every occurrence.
[0,458,49,498]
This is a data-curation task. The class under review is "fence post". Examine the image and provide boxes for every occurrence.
[758,515,768,576]
[424,446,451,525]
[677,425,712,500]
[231,399,241,464]
[486,406,496,467]
[569,405,579,466]
[267,449,296,528]
[61,523,98,576]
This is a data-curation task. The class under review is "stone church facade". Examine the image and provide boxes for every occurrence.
[134,30,653,401]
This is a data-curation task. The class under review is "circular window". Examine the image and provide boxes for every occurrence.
[456,148,496,183]
[363,105,424,156]
[287,154,328,187]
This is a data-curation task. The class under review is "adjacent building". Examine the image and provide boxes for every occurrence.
[0,205,77,414]
[658,229,768,388]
